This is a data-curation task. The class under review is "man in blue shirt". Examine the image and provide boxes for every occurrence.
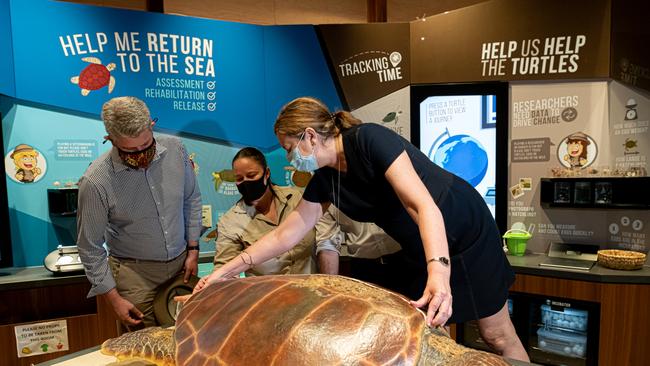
[77,96,202,330]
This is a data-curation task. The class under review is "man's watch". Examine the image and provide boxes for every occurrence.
[187,245,200,251]
[427,256,450,267]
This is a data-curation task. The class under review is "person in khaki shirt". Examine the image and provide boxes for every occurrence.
[316,206,424,296]
[213,147,316,276]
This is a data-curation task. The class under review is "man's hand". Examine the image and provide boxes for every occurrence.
[183,247,199,283]
[102,288,143,326]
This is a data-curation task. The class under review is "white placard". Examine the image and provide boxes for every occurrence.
[14,319,69,358]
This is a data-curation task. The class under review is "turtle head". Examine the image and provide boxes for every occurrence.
[107,63,116,71]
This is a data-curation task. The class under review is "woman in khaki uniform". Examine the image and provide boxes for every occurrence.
[213,147,316,276]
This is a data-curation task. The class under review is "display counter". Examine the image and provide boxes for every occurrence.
[505,252,650,366]
[506,251,650,283]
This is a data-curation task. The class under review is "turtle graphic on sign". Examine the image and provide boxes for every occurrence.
[381,107,402,125]
[70,57,116,96]
[623,138,638,155]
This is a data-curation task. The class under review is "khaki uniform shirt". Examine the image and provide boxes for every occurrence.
[214,185,316,276]
[315,206,401,259]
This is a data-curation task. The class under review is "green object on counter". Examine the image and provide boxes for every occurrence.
[503,229,532,256]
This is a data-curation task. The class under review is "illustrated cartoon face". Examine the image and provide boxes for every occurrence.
[14,152,38,170]
[567,140,584,157]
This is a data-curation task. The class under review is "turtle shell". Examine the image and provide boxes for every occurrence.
[101,275,509,365]
[175,275,425,365]
[78,63,110,90]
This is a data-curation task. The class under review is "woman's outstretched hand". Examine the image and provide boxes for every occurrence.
[410,270,452,327]
[173,272,233,304]
[191,268,240,295]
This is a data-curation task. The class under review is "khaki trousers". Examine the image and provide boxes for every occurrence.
[108,253,186,329]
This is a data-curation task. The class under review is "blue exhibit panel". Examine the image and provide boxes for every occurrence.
[2,99,108,267]
[0,0,15,97]
[8,0,273,147]
[263,25,342,132]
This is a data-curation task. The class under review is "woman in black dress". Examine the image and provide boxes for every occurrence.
[195,97,528,361]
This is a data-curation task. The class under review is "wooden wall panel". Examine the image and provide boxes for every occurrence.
[62,0,489,25]
[510,274,601,302]
[273,0,366,25]
[598,283,650,366]
[388,0,489,22]
[164,0,366,25]
[164,0,276,24]
[0,283,96,326]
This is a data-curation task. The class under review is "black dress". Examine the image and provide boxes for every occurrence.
[302,123,514,323]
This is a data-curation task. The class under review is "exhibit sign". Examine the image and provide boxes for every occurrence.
[4,0,339,148]
[509,82,608,251]
[318,23,410,110]
[411,0,611,83]
[14,320,69,358]
[508,81,649,253]
[609,81,649,175]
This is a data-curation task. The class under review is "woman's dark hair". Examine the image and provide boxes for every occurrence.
[232,147,268,170]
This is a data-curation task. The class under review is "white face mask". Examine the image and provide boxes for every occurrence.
[289,131,319,172]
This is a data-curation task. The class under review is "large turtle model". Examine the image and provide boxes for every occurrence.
[101,275,510,365]
[70,57,116,96]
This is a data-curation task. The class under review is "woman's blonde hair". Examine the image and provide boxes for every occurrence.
[274,97,361,138]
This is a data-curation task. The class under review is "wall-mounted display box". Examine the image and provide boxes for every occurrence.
[540,177,650,209]
[47,188,78,217]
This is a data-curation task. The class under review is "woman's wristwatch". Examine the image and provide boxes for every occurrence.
[187,245,200,251]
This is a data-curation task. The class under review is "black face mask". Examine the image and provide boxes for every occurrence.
[236,175,269,205]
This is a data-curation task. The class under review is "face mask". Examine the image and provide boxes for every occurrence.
[118,139,156,169]
[236,175,269,205]
[290,131,319,173]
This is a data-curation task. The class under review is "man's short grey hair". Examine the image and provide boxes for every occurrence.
[101,96,151,137]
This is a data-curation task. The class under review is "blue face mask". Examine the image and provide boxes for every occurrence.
[290,131,319,172]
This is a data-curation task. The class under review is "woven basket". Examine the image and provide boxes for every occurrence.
[597,249,647,270]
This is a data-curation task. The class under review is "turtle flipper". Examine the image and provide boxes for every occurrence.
[82,56,102,64]
[108,76,115,93]
[101,327,175,366]
[70,76,79,84]
[81,89,90,96]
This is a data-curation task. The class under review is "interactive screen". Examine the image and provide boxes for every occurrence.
[410,83,508,232]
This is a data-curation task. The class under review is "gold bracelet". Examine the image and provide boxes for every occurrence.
[240,251,254,266]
